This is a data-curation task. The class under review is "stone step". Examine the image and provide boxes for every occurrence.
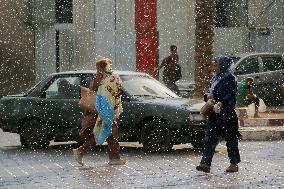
[242,118,284,127]
[236,107,284,127]
[236,107,249,118]
[239,126,284,141]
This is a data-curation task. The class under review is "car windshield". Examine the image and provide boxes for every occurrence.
[120,75,179,98]
[23,77,47,96]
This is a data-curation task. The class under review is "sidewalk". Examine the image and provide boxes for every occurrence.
[238,106,284,141]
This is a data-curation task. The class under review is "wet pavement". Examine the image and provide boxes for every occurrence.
[0,129,283,189]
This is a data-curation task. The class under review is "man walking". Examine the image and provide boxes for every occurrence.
[157,45,181,95]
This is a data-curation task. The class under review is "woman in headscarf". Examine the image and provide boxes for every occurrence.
[73,58,126,166]
[196,56,241,173]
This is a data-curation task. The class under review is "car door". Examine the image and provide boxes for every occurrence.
[259,55,284,105]
[234,55,263,97]
[39,75,84,139]
[118,90,144,141]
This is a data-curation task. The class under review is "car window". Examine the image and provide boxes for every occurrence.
[45,76,81,99]
[262,56,284,71]
[235,57,259,75]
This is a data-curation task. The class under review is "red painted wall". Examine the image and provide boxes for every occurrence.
[135,0,158,78]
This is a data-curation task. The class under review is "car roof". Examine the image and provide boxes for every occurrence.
[49,70,150,77]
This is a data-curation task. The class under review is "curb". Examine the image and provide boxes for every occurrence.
[242,118,284,127]
[239,126,284,141]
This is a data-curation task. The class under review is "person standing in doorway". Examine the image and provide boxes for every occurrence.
[196,56,241,173]
[157,45,181,95]
[73,57,126,166]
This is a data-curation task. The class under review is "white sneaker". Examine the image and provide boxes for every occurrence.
[73,149,84,166]
[108,159,127,165]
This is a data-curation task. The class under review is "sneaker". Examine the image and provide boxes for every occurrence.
[226,164,238,172]
[73,149,84,166]
[196,164,210,173]
[108,159,127,165]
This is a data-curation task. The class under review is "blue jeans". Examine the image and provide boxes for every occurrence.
[200,116,241,166]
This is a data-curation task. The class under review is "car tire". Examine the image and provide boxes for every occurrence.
[20,120,50,149]
[141,119,173,153]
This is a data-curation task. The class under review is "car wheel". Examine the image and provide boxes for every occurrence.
[141,119,173,153]
[20,120,50,149]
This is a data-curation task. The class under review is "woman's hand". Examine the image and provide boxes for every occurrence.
[213,101,223,114]
[217,101,223,108]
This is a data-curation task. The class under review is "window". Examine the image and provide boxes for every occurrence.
[45,76,80,99]
[55,0,73,23]
[215,0,248,27]
[262,56,284,71]
[235,57,259,75]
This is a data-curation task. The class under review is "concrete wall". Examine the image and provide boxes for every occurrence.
[73,0,95,70]
[247,0,284,53]
[58,27,75,71]
[0,0,35,95]
[213,27,249,55]
[34,0,95,80]
[213,0,284,57]
[248,0,284,27]
[29,0,284,85]
[94,0,136,71]
[34,26,56,81]
[2,0,284,96]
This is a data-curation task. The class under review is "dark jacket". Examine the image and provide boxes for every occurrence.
[160,54,179,80]
[209,74,239,137]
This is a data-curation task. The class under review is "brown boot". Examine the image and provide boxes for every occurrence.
[196,164,210,173]
[73,149,84,166]
[226,164,238,172]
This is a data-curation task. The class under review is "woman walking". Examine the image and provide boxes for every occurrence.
[196,56,241,173]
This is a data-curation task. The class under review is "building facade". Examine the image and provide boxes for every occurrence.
[0,0,35,95]
[1,0,283,95]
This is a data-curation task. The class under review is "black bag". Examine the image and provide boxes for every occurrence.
[174,64,182,81]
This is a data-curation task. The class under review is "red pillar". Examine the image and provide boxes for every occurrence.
[135,0,158,78]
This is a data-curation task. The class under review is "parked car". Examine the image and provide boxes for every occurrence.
[229,52,284,106]
[177,53,284,105]
[0,70,207,152]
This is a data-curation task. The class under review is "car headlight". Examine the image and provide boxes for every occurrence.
[189,113,206,121]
